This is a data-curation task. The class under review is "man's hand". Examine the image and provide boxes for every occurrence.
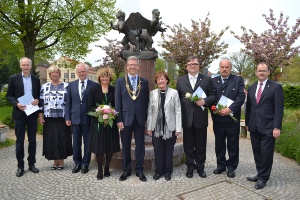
[17,103,26,111]
[219,108,232,116]
[146,131,152,136]
[273,129,281,138]
[31,99,39,106]
[117,122,124,131]
[195,99,205,107]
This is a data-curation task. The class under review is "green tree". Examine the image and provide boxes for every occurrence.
[280,55,300,84]
[96,38,125,78]
[0,0,116,74]
[159,13,229,76]
[0,51,20,91]
[231,9,300,78]
[226,52,254,76]
[155,58,165,72]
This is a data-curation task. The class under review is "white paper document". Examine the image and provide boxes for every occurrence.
[217,95,234,107]
[193,86,207,110]
[17,94,39,116]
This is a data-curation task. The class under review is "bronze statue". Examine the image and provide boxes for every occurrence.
[111,9,166,52]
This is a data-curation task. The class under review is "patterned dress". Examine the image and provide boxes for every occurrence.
[40,82,72,160]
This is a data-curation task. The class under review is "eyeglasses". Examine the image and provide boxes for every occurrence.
[256,70,268,73]
[186,63,199,67]
[127,64,138,67]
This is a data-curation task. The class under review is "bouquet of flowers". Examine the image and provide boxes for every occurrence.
[211,95,238,123]
[87,104,119,127]
[185,86,207,110]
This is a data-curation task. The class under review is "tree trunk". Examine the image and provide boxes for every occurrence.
[22,42,39,77]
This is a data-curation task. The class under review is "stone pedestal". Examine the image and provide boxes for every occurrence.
[0,125,9,143]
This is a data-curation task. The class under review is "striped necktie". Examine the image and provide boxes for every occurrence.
[256,82,263,104]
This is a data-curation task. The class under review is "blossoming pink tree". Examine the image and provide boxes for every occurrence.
[231,9,300,78]
[159,13,229,76]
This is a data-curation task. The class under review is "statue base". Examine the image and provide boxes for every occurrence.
[121,50,158,60]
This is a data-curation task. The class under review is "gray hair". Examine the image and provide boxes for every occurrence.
[127,56,140,66]
[20,57,32,66]
[76,62,89,71]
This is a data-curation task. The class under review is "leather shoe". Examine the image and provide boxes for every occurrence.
[97,171,103,180]
[72,165,81,173]
[213,168,226,174]
[164,173,171,181]
[186,169,194,178]
[153,173,161,180]
[197,170,207,178]
[104,167,110,177]
[254,180,266,189]
[119,171,131,181]
[136,172,147,182]
[227,171,235,178]
[28,165,39,173]
[16,168,24,177]
[246,175,258,182]
[81,166,89,174]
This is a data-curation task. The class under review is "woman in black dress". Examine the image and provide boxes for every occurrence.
[88,67,120,180]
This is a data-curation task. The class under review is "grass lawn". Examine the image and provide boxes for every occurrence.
[0,106,12,123]
[0,138,15,148]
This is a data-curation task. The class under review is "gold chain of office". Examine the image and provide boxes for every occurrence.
[125,75,142,100]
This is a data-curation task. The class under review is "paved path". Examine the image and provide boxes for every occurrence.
[1,118,300,200]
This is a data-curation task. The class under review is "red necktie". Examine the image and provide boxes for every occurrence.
[256,82,263,104]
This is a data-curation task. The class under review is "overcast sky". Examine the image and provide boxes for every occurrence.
[83,0,299,72]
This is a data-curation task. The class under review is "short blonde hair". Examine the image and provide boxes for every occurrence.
[96,67,114,83]
[47,66,61,79]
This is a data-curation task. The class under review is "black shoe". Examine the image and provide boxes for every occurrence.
[164,173,172,181]
[28,165,39,173]
[136,172,147,182]
[57,166,64,170]
[227,171,235,178]
[153,173,161,180]
[213,168,226,174]
[197,170,207,178]
[119,171,131,181]
[246,175,258,182]
[72,165,81,173]
[254,180,266,189]
[16,168,24,177]
[51,166,57,170]
[97,171,103,180]
[104,167,110,177]
[186,169,194,178]
[81,166,89,174]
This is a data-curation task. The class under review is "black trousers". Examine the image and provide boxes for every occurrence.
[14,112,38,169]
[250,131,275,182]
[183,126,207,171]
[152,132,176,175]
[120,116,145,173]
[213,122,240,172]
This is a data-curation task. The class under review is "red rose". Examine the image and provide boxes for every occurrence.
[211,105,216,111]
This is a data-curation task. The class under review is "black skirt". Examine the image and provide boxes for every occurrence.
[90,119,120,154]
[42,117,72,160]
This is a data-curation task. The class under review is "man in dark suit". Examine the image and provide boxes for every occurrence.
[6,57,41,177]
[246,62,284,189]
[65,63,97,174]
[115,56,149,182]
[211,59,245,178]
[176,56,216,178]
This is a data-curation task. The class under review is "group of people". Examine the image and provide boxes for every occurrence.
[6,55,283,190]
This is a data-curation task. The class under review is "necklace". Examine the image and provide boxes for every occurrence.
[125,75,142,100]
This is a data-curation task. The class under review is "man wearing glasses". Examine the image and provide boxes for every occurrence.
[245,62,284,189]
[176,56,216,178]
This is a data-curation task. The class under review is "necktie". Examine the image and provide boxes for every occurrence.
[223,78,227,83]
[256,82,263,104]
[131,77,136,91]
[81,81,85,99]
[191,77,195,89]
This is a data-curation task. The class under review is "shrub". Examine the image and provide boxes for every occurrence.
[2,116,15,128]
[0,92,10,107]
[283,85,300,108]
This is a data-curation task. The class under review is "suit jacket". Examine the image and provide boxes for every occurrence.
[6,73,41,119]
[146,87,182,133]
[211,74,245,123]
[176,73,216,128]
[245,80,284,135]
[115,75,149,126]
[65,79,97,125]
